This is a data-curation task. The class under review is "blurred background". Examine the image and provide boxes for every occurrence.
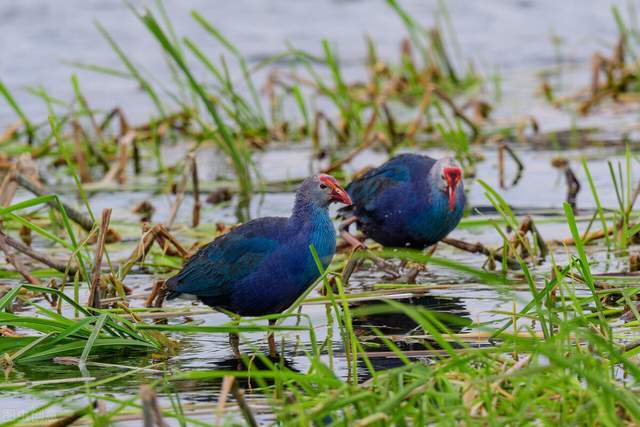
[0,0,626,127]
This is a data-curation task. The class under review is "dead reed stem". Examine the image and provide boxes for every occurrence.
[0,229,78,275]
[442,236,520,268]
[119,224,161,279]
[0,228,41,285]
[0,120,22,146]
[145,280,164,308]
[154,225,189,258]
[88,209,111,309]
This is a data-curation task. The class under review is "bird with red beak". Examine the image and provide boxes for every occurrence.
[442,163,463,212]
[338,154,465,250]
[163,173,351,359]
[319,174,353,206]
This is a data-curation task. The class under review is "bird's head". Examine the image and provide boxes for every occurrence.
[300,174,352,208]
[432,158,463,212]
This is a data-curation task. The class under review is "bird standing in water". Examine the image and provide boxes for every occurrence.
[164,174,352,358]
[338,154,465,251]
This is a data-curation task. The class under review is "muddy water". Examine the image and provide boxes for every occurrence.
[1,0,638,424]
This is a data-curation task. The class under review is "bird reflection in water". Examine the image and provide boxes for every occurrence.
[351,293,471,375]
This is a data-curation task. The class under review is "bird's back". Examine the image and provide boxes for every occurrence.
[165,210,337,316]
[165,217,288,305]
[340,154,464,248]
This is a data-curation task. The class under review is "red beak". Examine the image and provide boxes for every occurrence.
[319,174,352,205]
[443,167,462,211]
[330,186,352,205]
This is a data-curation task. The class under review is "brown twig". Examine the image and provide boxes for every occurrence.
[154,225,189,259]
[0,120,22,146]
[442,237,520,269]
[87,209,111,309]
[119,224,162,280]
[145,280,165,308]
[70,120,110,171]
[0,229,78,275]
[0,154,39,207]
[0,229,41,285]
[555,228,612,246]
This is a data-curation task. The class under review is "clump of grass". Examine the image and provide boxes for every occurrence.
[0,284,163,366]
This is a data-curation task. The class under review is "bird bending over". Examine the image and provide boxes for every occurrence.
[163,174,351,358]
[338,153,465,251]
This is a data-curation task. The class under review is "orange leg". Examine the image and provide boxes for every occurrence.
[339,217,365,250]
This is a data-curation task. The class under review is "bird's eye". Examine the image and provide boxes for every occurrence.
[319,183,328,189]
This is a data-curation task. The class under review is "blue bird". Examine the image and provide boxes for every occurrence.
[164,174,352,358]
[338,154,465,250]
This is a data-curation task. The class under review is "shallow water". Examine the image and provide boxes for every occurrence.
[1,0,639,424]
[1,144,635,424]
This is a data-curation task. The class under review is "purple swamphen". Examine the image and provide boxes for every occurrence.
[338,154,465,249]
[164,174,352,358]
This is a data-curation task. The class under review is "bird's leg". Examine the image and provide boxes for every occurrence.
[267,319,277,359]
[339,217,401,279]
[426,243,438,257]
[416,243,438,272]
[339,217,365,250]
[229,332,241,360]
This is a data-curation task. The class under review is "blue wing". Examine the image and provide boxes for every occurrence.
[345,154,433,212]
[165,218,285,298]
